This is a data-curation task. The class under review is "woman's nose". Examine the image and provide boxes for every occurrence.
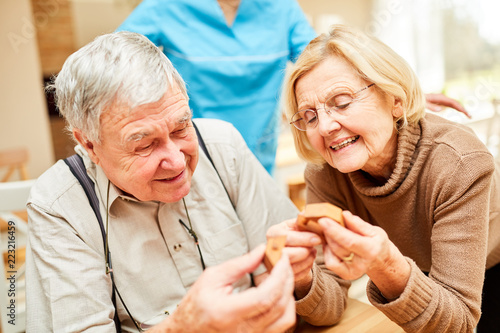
[317,109,341,136]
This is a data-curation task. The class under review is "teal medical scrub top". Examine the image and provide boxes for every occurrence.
[117,0,316,173]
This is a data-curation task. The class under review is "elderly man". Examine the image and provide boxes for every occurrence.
[26,31,300,332]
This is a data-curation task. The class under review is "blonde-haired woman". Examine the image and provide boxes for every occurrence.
[275,25,500,332]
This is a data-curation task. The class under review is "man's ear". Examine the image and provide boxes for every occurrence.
[392,97,403,118]
[73,128,100,165]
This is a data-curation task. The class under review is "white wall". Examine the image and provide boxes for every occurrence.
[298,0,373,33]
[0,0,55,179]
[70,0,136,48]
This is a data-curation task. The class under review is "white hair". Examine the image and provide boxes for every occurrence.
[49,31,188,142]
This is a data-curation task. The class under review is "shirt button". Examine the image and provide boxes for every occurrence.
[173,244,182,252]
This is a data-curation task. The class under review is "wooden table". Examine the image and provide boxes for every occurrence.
[295,298,404,333]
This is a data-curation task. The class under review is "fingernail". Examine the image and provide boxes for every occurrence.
[311,236,321,244]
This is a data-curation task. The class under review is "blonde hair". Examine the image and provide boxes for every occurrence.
[284,24,426,164]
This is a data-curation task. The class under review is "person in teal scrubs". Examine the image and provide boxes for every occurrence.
[117,0,316,174]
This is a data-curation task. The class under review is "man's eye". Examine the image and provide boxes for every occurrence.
[136,143,154,156]
[173,124,189,135]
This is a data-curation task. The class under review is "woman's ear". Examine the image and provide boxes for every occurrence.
[73,129,100,165]
[392,97,403,118]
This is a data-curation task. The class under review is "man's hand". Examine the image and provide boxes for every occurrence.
[425,93,471,118]
[266,219,322,299]
[152,245,296,333]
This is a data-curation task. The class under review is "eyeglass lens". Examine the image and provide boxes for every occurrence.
[290,84,374,131]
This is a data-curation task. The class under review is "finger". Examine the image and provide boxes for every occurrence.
[442,99,470,117]
[425,102,442,112]
[210,244,266,286]
[258,295,296,333]
[250,254,296,332]
[323,240,352,260]
[266,219,296,238]
[283,246,315,266]
[342,211,376,237]
[322,243,366,281]
[322,244,343,270]
[293,257,315,283]
[425,94,470,118]
[285,230,322,247]
[318,216,346,238]
[240,291,296,333]
[319,216,364,258]
[226,253,294,319]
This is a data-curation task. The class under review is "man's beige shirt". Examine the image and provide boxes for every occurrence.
[26,119,297,332]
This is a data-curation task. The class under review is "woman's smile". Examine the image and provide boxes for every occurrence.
[330,135,360,151]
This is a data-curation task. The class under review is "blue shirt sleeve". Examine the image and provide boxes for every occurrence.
[287,0,317,62]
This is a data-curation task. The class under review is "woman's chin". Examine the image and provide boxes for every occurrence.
[330,159,364,174]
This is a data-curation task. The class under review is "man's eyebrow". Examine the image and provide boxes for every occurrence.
[178,111,192,124]
[126,131,150,143]
[125,110,191,142]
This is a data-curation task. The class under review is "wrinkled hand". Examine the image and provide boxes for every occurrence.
[319,211,410,299]
[319,211,395,280]
[156,245,296,333]
[266,219,322,298]
[425,93,470,118]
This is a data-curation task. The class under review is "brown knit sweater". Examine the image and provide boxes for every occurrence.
[301,113,500,332]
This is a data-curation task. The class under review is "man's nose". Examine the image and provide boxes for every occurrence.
[159,141,185,170]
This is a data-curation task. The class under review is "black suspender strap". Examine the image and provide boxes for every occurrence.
[64,155,123,332]
[64,155,106,242]
[192,121,235,209]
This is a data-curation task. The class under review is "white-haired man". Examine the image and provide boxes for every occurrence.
[26,31,305,332]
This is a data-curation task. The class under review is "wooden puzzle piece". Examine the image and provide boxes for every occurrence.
[263,235,287,272]
[296,203,344,241]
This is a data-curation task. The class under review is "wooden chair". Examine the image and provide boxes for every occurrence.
[0,179,34,333]
[287,174,306,211]
[0,148,29,182]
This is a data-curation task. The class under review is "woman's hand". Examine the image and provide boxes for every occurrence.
[320,211,411,300]
[425,93,471,118]
[266,219,323,299]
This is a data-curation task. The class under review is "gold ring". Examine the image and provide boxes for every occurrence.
[341,252,354,262]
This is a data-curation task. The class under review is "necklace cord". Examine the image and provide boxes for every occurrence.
[105,181,143,332]
[180,198,206,270]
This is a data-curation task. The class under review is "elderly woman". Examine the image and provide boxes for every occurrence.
[275,25,500,332]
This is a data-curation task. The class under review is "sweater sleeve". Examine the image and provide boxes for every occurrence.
[295,255,350,326]
[369,148,495,333]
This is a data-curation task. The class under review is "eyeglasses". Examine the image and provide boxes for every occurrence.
[290,83,375,131]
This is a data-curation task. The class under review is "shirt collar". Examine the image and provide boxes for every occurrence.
[75,145,141,217]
